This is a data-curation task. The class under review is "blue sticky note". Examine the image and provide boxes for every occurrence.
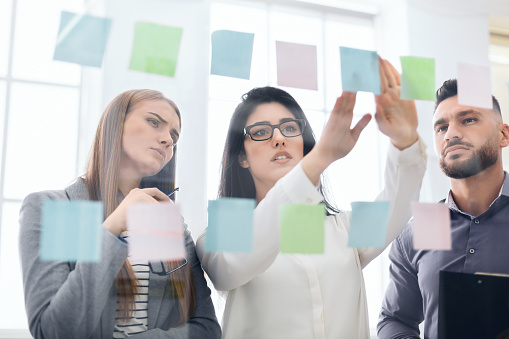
[40,200,103,262]
[340,47,381,94]
[210,30,254,80]
[205,198,255,252]
[348,201,390,248]
[53,11,112,67]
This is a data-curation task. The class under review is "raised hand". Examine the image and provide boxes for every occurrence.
[103,187,169,235]
[301,92,371,185]
[375,57,419,150]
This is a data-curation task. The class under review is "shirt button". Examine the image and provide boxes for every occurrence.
[474,219,480,224]
[469,248,475,254]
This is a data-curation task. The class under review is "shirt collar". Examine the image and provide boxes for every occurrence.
[445,171,509,215]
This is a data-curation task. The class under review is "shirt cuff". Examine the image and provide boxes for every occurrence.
[387,135,427,167]
[280,162,323,204]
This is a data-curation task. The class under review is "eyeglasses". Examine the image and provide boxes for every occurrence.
[148,258,188,276]
[244,119,306,141]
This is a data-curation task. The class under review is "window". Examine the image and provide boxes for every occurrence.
[0,0,88,336]
[207,0,386,334]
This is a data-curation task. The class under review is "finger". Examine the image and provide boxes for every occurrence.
[332,92,356,117]
[385,59,402,86]
[351,113,372,141]
[382,59,397,89]
[141,187,170,202]
[379,56,389,92]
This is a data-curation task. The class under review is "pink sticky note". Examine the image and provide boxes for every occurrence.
[127,203,185,261]
[457,62,493,109]
[276,41,318,90]
[412,202,451,250]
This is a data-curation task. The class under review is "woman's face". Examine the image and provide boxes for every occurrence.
[240,102,304,195]
[120,99,180,180]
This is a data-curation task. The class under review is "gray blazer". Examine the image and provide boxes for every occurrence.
[19,179,221,339]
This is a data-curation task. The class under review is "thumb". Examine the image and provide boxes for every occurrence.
[351,114,371,141]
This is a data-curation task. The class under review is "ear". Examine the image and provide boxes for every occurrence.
[499,123,509,148]
[238,153,249,168]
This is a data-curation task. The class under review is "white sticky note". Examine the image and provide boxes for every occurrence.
[457,62,493,109]
[412,202,451,250]
[127,203,185,261]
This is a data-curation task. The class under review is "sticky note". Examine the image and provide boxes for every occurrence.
[53,11,112,67]
[412,202,451,250]
[205,198,255,252]
[127,203,185,261]
[129,22,183,77]
[457,62,493,109]
[400,56,435,101]
[280,204,325,254]
[40,200,103,262]
[340,47,380,94]
[276,41,318,90]
[348,201,390,248]
[210,30,254,80]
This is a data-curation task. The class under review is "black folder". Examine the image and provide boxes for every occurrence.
[438,271,509,339]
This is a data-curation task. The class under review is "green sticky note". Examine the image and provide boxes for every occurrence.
[280,204,325,254]
[400,56,435,101]
[40,200,103,262]
[348,201,390,248]
[205,198,255,252]
[129,22,183,77]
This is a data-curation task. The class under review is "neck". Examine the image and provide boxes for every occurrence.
[450,163,505,216]
[118,177,141,197]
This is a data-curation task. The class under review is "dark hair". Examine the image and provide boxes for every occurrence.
[435,79,502,115]
[218,86,339,214]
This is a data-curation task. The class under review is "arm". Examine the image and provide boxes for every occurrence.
[377,233,423,339]
[358,137,427,268]
[19,192,128,339]
[196,163,323,291]
[130,227,221,338]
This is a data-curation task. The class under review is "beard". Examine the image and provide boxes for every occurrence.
[440,136,499,179]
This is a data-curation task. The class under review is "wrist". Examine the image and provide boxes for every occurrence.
[391,132,419,150]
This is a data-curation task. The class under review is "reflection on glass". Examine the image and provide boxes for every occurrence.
[12,0,82,85]
[4,83,79,199]
[0,202,27,329]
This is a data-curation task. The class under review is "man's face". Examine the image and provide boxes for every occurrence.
[433,96,502,179]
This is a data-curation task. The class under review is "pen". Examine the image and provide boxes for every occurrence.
[167,187,179,198]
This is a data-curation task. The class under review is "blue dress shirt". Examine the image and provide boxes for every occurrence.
[378,172,509,339]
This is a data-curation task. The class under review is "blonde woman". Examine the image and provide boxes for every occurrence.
[19,90,221,339]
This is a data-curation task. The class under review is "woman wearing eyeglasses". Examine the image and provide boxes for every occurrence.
[196,59,427,338]
[19,90,221,339]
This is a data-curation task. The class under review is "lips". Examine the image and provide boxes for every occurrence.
[151,147,166,161]
[443,145,469,157]
[272,151,292,162]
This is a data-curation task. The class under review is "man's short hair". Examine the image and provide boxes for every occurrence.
[435,79,502,116]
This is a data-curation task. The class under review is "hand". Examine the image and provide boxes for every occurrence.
[103,187,169,236]
[375,57,419,150]
[301,92,371,185]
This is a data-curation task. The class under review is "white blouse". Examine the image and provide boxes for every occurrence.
[196,139,427,339]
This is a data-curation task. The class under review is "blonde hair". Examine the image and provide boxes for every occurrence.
[85,89,195,325]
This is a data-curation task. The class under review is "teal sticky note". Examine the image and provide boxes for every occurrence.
[40,200,103,262]
[210,30,254,80]
[53,11,112,67]
[340,47,381,94]
[400,56,435,101]
[280,204,325,254]
[205,198,255,252]
[348,201,390,248]
[129,22,183,77]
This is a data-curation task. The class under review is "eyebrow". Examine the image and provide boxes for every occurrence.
[148,112,167,124]
[433,109,482,129]
[250,118,297,125]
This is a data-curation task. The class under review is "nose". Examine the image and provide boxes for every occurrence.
[272,127,286,148]
[159,131,173,148]
[444,122,462,141]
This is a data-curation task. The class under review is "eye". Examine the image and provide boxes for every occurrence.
[252,127,269,136]
[282,124,297,132]
[147,118,159,127]
[436,125,447,133]
[463,117,476,124]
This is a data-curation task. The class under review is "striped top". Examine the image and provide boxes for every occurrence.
[113,234,150,338]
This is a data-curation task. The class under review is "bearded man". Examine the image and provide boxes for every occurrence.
[377,79,509,339]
